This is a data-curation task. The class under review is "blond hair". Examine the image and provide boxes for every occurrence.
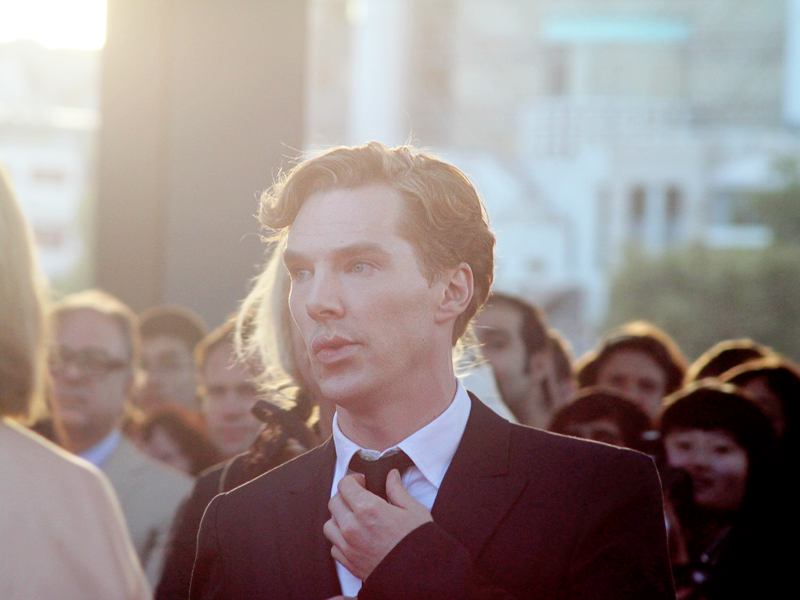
[235,239,300,406]
[259,142,495,344]
[0,165,48,419]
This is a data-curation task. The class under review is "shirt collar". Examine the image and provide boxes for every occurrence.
[79,428,122,468]
[332,379,472,490]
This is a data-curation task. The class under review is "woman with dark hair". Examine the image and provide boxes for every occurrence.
[549,388,652,451]
[660,381,785,600]
[576,321,687,421]
[721,356,799,450]
[138,407,222,476]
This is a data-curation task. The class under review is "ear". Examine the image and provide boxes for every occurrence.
[434,262,474,324]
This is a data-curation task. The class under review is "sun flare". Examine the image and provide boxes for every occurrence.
[0,0,106,51]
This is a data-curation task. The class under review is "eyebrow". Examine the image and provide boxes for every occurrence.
[283,242,391,266]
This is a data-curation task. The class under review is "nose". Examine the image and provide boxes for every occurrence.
[304,270,344,322]
[55,358,89,383]
[681,448,712,472]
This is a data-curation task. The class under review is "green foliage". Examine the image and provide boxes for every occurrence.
[606,244,800,362]
[751,182,800,244]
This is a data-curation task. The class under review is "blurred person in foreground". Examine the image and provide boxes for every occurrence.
[0,166,150,599]
[156,243,325,600]
[48,289,193,587]
[549,388,652,452]
[660,381,786,600]
[473,292,559,427]
[137,305,207,413]
[577,321,687,421]
[190,142,672,600]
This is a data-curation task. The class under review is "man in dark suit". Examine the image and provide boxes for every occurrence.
[190,142,674,599]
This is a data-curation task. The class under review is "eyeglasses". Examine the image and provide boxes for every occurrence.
[49,346,130,378]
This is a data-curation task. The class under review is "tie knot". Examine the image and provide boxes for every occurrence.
[348,450,414,500]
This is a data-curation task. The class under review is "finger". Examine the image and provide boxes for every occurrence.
[338,474,379,508]
[323,517,347,550]
[328,492,355,522]
[385,468,414,508]
[330,545,358,576]
[338,473,368,496]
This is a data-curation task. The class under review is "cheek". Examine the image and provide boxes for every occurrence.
[716,455,749,486]
[665,448,689,470]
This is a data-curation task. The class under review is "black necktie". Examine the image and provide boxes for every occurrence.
[348,450,414,501]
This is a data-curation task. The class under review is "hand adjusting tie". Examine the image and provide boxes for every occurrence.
[348,450,414,501]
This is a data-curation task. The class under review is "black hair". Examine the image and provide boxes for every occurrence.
[549,388,652,451]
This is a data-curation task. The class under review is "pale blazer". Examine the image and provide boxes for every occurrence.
[102,436,193,588]
[0,418,151,600]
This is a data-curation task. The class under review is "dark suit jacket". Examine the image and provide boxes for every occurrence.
[156,455,250,600]
[190,395,674,599]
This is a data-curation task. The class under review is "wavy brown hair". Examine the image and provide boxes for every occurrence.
[259,142,495,344]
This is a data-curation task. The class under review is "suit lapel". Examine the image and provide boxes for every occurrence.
[274,439,342,600]
[432,395,528,557]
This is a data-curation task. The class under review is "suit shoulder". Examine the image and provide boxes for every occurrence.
[221,440,332,502]
[509,424,656,477]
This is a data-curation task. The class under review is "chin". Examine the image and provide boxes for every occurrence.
[319,376,372,409]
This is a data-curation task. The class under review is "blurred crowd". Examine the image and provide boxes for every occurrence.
[2,160,794,600]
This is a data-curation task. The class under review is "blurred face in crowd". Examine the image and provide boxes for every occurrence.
[141,425,192,475]
[664,428,749,513]
[562,419,624,447]
[49,309,133,451]
[138,335,198,412]
[199,342,261,458]
[595,349,667,420]
[739,376,786,438]
[475,302,553,428]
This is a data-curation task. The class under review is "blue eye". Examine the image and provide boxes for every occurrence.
[291,268,311,281]
[348,262,373,274]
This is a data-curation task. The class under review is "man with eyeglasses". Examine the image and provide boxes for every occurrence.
[48,289,193,588]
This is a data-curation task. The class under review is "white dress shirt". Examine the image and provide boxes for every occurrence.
[330,379,472,596]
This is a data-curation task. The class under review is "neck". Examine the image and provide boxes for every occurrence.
[337,366,457,452]
[55,421,115,455]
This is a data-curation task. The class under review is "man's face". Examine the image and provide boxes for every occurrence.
[475,302,553,427]
[199,342,261,458]
[595,349,667,420]
[284,184,446,408]
[137,335,198,411]
[474,303,532,409]
[49,309,132,440]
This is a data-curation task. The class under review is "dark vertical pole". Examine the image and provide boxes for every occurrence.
[96,0,306,326]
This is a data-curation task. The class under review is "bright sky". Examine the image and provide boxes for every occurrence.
[0,0,106,50]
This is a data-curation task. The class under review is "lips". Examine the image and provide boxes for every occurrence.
[311,334,359,364]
